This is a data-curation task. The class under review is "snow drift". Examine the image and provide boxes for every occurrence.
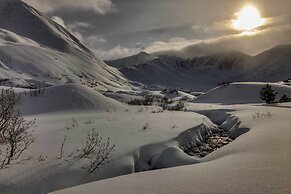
[16,84,125,115]
[195,82,291,104]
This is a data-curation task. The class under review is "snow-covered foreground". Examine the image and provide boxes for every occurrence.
[52,102,291,194]
[0,1,290,193]
[0,94,209,193]
[0,82,290,194]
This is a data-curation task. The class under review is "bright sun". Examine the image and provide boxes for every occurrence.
[232,5,265,33]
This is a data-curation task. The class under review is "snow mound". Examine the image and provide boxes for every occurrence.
[152,147,198,169]
[195,82,291,104]
[17,84,125,115]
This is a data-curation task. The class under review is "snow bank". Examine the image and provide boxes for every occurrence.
[51,103,291,194]
[195,82,291,104]
[17,84,125,115]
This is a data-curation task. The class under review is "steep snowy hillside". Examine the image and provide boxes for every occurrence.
[0,0,89,54]
[0,0,130,91]
[107,45,291,91]
[245,44,291,82]
[190,51,251,70]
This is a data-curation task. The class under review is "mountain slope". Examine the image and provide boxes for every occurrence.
[107,45,291,91]
[195,82,291,104]
[106,52,157,68]
[107,52,251,91]
[0,0,130,91]
[0,0,89,54]
[244,44,291,82]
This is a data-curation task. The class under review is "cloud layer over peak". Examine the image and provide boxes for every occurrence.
[23,0,116,14]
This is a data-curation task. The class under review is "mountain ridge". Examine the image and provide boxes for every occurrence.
[106,44,291,90]
[0,0,131,91]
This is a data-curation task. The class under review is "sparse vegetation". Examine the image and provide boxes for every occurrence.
[29,88,45,97]
[58,136,67,159]
[0,88,35,168]
[252,111,273,119]
[182,129,233,158]
[128,96,154,106]
[142,123,150,131]
[66,118,79,130]
[162,101,185,111]
[279,94,291,103]
[260,84,277,104]
[38,155,47,162]
[79,128,115,173]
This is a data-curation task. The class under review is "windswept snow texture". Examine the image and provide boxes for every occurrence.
[0,0,130,91]
[195,82,291,104]
[107,45,291,91]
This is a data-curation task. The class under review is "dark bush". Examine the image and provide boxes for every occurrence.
[260,84,277,104]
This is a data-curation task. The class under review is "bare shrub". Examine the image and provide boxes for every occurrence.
[71,118,79,128]
[79,129,115,173]
[29,88,44,97]
[0,88,35,168]
[142,123,150,131]
[252,111,273,119]
[163,101,185,111]
[279,94,291,103]
[58,136,67,159]
[66,118,79,130]
[38,155,47,162]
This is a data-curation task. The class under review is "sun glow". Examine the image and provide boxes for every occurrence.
[232,5,266,33]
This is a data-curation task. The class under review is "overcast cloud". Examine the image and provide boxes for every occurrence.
[23,0,116,14]
[23,0,291,60]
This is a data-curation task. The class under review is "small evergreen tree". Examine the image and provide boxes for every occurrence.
[260,84,277,104]
[279,94,291,103]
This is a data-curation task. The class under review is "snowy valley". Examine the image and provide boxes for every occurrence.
[0,1,290,194]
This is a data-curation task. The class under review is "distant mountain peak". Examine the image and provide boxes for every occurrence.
[137,51,151,56]
[106,51,157,68]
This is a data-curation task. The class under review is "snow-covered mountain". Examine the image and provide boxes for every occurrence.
[106,52,157,68]
[0,0,130,91]
[106,45,291,91]
[243,44,291,82]
[107,51,252,91]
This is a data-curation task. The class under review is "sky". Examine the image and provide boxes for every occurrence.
[23,0,291,60]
